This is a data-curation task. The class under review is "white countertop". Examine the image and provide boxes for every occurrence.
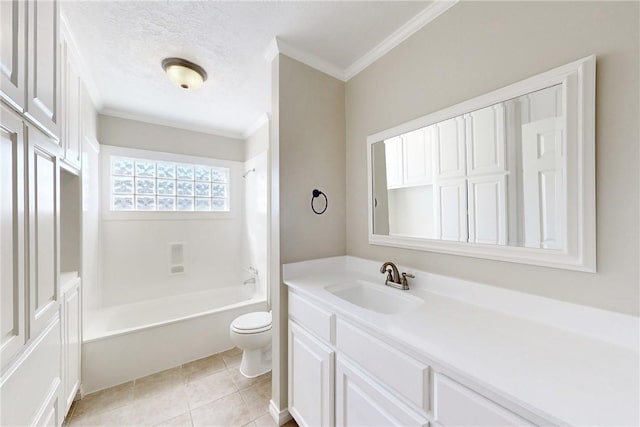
[283,256,640,426]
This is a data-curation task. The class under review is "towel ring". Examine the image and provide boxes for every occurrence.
[311,189,328,215]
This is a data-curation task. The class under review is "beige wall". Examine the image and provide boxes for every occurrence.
[346,1,639,315]
[98,114,244,161]
[279,55,347,264]
[271,54,347,412]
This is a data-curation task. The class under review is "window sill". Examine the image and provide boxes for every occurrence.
[102,210,236,221]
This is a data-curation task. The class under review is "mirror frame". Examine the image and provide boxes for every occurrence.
[367,55,596,272]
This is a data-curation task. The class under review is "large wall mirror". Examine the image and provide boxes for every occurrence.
[367,56,595,272]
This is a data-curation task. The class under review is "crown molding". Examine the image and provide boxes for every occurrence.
[263,38,280,62]
[265,37,347,81]
[263,0,458,82]
[343,0,458,80]
[242,113,270,139]
[100,108,246,140]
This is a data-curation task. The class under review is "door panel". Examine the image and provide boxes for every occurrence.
[26,0,60,138]
[465,104,506,176]
[434,178,468,242]
[433,117,466,179]
[403,128,432,185]
[28,126,60,339]
[522,117,565,250]
[288,321,334,427]
[0,105,26,370]
[336,357,428,427]
[0,0,26,109]
[468,175,507,245]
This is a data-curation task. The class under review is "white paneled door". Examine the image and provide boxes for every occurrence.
[522,117,565,250]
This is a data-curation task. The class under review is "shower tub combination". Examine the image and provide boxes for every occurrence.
[82,284,267,393]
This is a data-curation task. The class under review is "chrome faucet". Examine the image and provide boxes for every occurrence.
[379,261,414,290]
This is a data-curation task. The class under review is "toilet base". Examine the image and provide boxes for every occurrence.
[239,346,272,378]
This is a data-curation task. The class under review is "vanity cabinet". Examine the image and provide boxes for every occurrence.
[288,321,334,427]
[288,289,538,427]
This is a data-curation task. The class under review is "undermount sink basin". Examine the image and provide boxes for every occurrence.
[325,280,423,314]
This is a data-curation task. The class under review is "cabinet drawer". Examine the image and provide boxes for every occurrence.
[337,356,429,427]
[434,374,534,426]
[336,319,429,413]
[289,292,335,343]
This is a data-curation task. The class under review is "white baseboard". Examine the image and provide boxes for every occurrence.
[269,400,292,426]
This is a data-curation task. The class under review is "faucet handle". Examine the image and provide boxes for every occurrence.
[382,268,394,284]
[401,272,415,288]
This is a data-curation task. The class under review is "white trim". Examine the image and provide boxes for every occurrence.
[343,0,458,80]
[263,38,280,62]
[262,1,458,82]
[270,38,346,81]
[367,55,596,272]
[99,108,245,140]
[269,400,292,426]
[242,113,270,139]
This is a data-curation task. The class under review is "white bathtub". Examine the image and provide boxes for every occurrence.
[82,285,267,393]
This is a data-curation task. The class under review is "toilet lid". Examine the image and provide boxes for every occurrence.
[232,311,272,331]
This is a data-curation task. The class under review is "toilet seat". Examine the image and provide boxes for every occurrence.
[231,311,272,334]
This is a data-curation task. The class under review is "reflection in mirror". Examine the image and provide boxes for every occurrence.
[372,84,565,250]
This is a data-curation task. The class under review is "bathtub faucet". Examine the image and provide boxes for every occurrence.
[244,266,258,285]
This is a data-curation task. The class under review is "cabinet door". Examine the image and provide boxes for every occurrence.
[434,178,468,242]
[60,34,82,169]
[403,128,432,186]
[288,321,334,427]
[467,174,507,245]
[0,104,26,370]
[434,374,534,426]
[26,0,60,139]
[433,117,466,179]
[384,137,403,188]
[336,357,428,427]
[63,283,81,411]
[465,104,506,176]
[27,125,60,339]
[1,0,26,109]
[522,117,565,250]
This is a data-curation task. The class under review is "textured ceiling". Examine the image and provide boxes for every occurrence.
[62,1,430,138]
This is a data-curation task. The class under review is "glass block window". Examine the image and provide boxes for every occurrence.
[110,156,230,212]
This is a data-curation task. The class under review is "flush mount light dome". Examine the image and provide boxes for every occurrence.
[162,58,208,90]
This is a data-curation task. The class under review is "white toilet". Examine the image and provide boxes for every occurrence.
[229,311,272,378]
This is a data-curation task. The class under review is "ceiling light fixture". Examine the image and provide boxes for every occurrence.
[161,57,208,90]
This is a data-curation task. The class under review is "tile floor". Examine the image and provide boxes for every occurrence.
[65,348,298,427]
